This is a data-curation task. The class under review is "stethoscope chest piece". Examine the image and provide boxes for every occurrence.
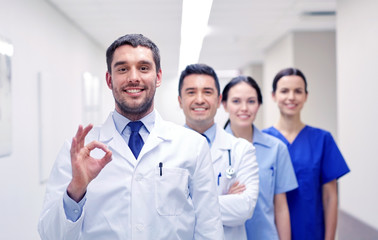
[226,167,235,179]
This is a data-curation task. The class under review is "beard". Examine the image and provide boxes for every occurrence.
[113,86,156,119]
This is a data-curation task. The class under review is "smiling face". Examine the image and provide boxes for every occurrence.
[223,81,260,128]
[272,75,308,117]
[106,44,162,120]
[178,74,221,133]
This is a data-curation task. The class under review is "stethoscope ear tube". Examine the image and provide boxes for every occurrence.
[226,149,234,179]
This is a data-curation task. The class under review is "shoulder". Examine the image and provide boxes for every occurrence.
[220,127,255,154]
[254,126,284,148]
[304,125,335,142]
[262,126,278,136]
[304,125,330,135]
[159,119,207,144]
[218,126,250,145]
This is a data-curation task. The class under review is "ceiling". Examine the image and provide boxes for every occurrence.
[46,0,336,80]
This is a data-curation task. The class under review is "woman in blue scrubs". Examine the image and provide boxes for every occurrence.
[222,76,298,240]
[264,68,350,240]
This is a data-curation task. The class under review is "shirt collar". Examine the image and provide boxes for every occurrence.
[224,122,271,147]
[112,109,155,135]
[184,123,217,147]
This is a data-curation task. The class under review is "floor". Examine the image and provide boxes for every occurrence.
[338,210,378,240]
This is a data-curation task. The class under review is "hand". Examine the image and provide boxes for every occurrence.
[227,181,246,195]
[67,124,112,202]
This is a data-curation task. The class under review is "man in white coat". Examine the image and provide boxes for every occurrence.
[178,63,259,240]
[38,34,224,240]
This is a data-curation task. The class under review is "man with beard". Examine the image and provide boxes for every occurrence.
[38,34,224,240]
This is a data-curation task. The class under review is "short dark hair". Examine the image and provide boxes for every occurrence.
[178,63,220,96]
[106,34,161,74]
[272,68,308,93]
[221,75,263,104]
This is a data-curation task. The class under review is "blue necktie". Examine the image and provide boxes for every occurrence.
[128,121,144,158]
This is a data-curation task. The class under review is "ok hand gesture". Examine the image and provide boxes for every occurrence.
[67,124,112,202]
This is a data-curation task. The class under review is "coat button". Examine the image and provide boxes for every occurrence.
[135,174,143,181]
[136,224,144,231]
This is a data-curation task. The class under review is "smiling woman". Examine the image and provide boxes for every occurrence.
[264,68,350,240]
[222,75,298,240]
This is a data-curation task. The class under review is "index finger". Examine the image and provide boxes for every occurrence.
[86,140,110,153]
[74,124,93,149]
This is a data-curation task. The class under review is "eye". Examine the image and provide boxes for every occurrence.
[117,67,127,73]
[140,66,149,72]
[232,99,240,104]
[248,99,256,104]
[280,89,288,93]
[295,89,304,94]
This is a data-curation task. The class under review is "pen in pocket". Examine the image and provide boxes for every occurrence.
[159,162,163,176]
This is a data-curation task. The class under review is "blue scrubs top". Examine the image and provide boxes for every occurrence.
[225,124,298,239]
[263,126,350,240]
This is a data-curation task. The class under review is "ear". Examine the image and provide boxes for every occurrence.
[156,69,162,87]
[271,91,277,102]
[304,91,309,102]
[106,72,112,89]
[217,94,222,108]
[178,95,183,109]
[222,101,228,112]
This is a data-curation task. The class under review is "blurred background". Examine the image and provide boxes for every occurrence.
[0,0,377,239]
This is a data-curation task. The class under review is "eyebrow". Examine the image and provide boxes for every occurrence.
[112,60,154,69]
[184,87,215,92]
[113,61,127,69]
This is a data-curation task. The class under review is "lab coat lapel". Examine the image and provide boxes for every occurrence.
[137,112,169,160]
[99,113,136,166]
[211,126,232,163]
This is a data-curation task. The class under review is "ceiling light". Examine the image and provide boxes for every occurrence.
[0,39,14,57]
[302,11,336,16]
[178,0,213,72]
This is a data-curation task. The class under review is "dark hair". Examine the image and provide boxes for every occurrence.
[221,75,263,104]
[178,63,220,96]
[272,67,308,93]
[106,34,161,74]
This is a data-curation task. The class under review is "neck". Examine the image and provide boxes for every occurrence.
[230,122,253,143]
[274,114,305,143]
[186,121,214,134]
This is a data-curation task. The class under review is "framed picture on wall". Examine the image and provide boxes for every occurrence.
[0,37,13,157]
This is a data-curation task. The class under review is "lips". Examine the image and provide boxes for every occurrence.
[285,103,297,109]
[237,114,250,120]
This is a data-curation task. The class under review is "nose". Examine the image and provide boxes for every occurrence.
[288,91,295,100]
[195,92,205,104]
[241,102,248,111]
[127,68,139,82]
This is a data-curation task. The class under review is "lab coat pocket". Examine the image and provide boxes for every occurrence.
[155,166,189,216]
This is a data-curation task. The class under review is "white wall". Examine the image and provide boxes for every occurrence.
[263,34,294,128]
[337,0,378,230]
[0,0,107,239]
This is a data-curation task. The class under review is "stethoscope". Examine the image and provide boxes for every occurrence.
[225,149,235,179]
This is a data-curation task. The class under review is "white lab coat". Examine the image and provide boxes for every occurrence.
[38,111,224,240]
[211,126,259,240]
